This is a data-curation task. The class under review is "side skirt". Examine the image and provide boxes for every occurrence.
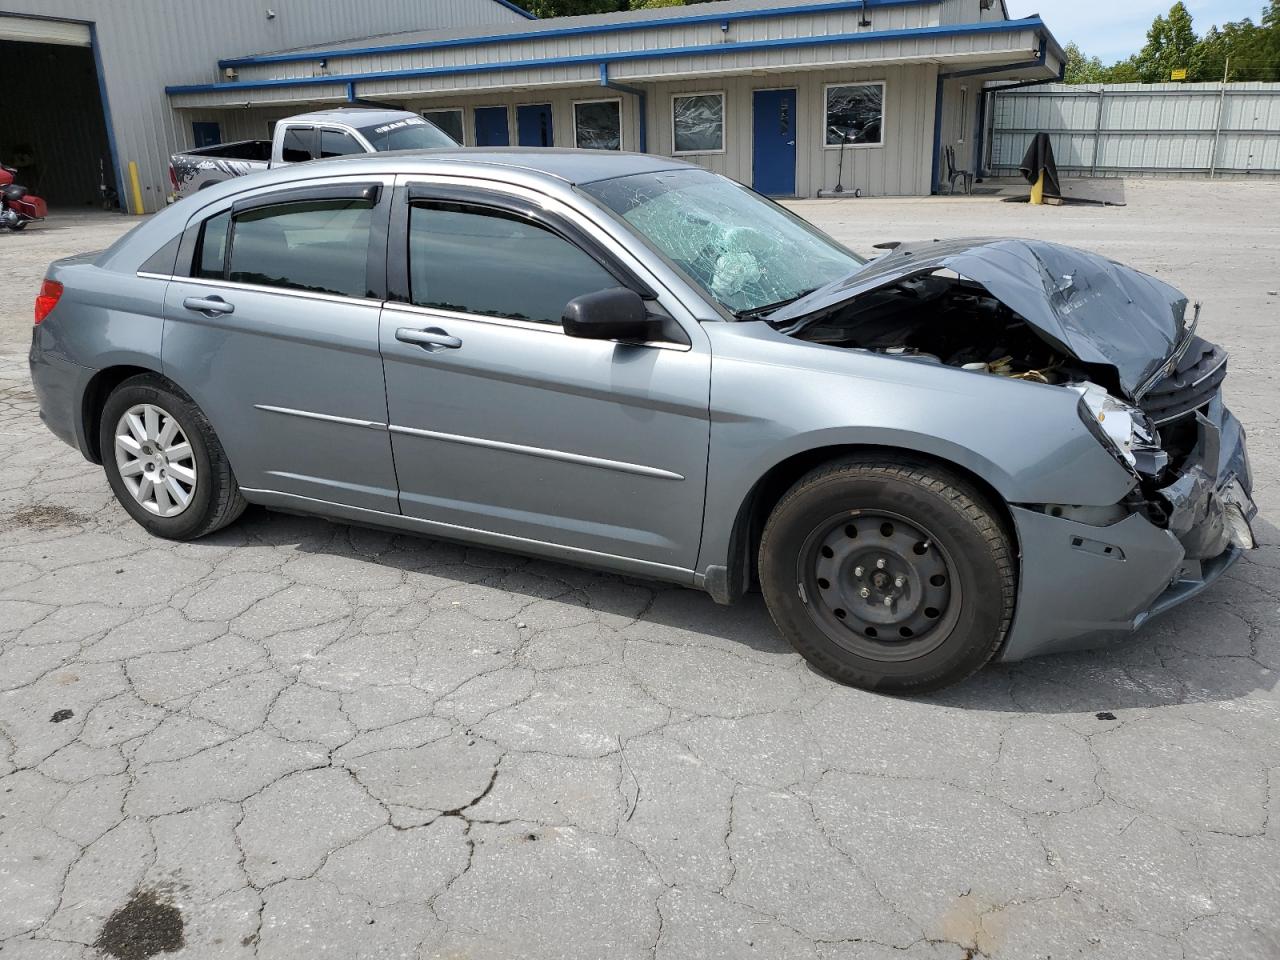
[239,486,701,589]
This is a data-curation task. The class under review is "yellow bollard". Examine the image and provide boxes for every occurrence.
[128,161,145,215]
[1029,170,1045,206]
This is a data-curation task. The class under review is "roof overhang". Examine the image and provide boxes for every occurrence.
[169,15,1062,110]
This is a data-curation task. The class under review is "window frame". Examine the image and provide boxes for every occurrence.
[170,180,391,303]
[822,81,887,151]
[317,126,367,159]
[420,107,467,146]
[572,97,623,151]
[278,123,317,163]
[670,91,726,156]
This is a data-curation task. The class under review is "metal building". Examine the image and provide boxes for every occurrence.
[0,0,530,212]
[4,0,1064,210]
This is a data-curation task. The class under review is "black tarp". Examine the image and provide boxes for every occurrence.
[1019,132,1062,199]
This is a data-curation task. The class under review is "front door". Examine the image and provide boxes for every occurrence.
[161,177,400,513]
[473,107,510,147]
[516,104,554,147]
[752,89,797,197]
[378,182,711,573]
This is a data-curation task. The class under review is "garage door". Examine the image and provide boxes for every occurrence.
[0,15,90,47]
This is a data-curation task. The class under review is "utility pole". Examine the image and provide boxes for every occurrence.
[1209,56,1229,179]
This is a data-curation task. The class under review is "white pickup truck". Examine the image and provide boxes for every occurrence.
[168,107,456,201]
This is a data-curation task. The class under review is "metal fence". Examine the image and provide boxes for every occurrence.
[987,82,1280,179]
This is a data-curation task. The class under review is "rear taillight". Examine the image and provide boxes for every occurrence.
[168,164,179,191]
[34,280,63,325]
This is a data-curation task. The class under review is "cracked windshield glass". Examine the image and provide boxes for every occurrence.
[582,169,864,316]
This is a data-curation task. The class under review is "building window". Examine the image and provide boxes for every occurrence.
[422,108,465,145]
[574,99,622,150]
[672,92,725,154]
[824,82,885,147]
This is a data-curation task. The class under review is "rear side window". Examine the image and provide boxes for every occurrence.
[195,198,374,298]
[320,130,363,158]
[280,126,314,162]
[408,203,618,325]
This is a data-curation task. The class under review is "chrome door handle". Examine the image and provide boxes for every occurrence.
[183,295,234,316]
[396,326,462,351]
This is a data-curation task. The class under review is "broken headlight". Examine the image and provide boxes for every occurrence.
[1072,382,1169,478]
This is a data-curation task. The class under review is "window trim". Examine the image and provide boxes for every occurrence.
[822,80,886,151]
[572,97,623,151]
[420,107,467,145]
[670,91,726,156]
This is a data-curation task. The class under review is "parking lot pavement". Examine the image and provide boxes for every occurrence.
[2,182,1278,960]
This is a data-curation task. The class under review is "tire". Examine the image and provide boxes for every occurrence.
[8,220,27,231]
[99,374,246,540]
[759,455,1015,693]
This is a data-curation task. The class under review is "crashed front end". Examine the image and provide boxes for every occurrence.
[774,238,1257,660]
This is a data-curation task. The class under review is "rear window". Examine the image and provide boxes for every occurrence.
[359,116,457,151]
[195,198,374,299]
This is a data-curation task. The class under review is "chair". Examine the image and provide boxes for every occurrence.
[944,146,974,196]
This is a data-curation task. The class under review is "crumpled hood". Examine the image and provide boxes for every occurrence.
[771,238,1191,398]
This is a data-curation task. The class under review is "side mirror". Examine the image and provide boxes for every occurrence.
[562,287,661,342]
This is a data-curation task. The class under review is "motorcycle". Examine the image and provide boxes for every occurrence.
[0,163,47,231]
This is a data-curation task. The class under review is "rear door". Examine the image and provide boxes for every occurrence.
[378,176,712,574]
[161,174,400,512]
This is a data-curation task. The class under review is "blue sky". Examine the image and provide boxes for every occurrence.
[1012,0,1266,61]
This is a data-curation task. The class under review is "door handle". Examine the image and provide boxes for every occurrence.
[183,295,235,316]
[396,326,462,351]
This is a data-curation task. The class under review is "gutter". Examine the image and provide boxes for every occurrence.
[930,37,1051,194]
[170,17,1049,96]
[216,0,935,70]
[600,64,647,154]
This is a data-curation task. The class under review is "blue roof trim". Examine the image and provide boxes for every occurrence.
[217,0,936,69]
[173,17,1046,95]
[490,0,537,19]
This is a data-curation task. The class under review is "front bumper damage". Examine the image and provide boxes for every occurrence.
[999,393,1255,662]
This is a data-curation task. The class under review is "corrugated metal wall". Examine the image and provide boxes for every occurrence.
[989,82,1280,179]
[0,0,528,213]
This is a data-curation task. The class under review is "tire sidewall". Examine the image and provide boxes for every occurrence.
[761,470,1009,691]
[99,379,218,540]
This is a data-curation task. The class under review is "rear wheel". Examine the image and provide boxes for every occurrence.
[7,220,27,231]
[99,375,246,540]
[759,455,1015,693]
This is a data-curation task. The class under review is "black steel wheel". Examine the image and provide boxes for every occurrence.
[759,455,1015,693]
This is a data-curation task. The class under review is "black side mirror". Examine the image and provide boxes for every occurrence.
[562,287,661,342]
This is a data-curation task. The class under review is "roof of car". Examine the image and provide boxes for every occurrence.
[286,107,420,127]
[330,147,693,185]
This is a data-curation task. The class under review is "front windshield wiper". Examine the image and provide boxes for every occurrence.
[732,288,819,321]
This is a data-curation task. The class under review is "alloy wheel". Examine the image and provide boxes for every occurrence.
[113,403,198,518]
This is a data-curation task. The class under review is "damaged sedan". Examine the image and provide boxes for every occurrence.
[29,152,1255,692]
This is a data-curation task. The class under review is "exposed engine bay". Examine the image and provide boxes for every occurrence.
[782,267,1248,559]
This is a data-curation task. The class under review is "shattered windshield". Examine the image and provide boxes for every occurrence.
[358,117,457,151]
[580,169,864,317]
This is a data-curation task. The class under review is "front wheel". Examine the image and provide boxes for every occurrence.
[99,374,246,540]
[759,456,1015,693]
[7,219,27,231]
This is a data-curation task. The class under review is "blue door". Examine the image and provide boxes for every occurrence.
[752,89,797,197]
[517,104,554,147]
[474,107,510,147]
[192,121,222,148]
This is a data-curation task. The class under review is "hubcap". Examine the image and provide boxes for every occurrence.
[114,403,197,518]
[798,511,960,662]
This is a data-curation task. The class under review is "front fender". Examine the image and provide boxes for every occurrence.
[697,322,1136,577]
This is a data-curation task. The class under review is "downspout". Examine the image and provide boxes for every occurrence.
[600,63,647,153]
[931,37,1050,193]
[346,82,403,110]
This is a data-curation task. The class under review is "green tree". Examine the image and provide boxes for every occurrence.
[1063,42,1108,83]
[1134,2,1203,81]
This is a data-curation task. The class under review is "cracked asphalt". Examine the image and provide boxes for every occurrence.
[2,179,1278,959]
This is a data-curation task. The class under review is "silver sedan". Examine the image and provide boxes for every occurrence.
[29,150,1255,692]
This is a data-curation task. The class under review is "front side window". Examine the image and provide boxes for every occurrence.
[672,93,724,154]
[320,129,364,158]
[825,83,884,146]
[574,100,621,151]
[408,203,618,325]
[358,116,457,150]
[421,109,465,144]
[582,168,863,317]
[195,197,374,298]
[280,126,314,162]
